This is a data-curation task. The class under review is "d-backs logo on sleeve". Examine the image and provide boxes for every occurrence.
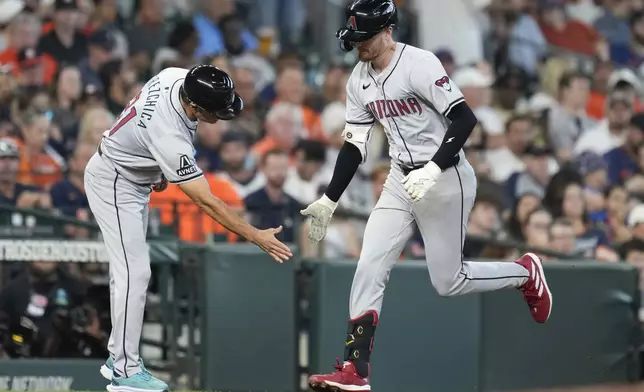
[177,154,198,177]
[435,76,452,92]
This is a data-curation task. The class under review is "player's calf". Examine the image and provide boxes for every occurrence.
[308,311,377,392]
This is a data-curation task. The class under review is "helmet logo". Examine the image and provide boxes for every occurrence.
[348,15,357,30]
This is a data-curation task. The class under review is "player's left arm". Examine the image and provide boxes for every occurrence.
[402,53,478,201]
[409,53,478,171]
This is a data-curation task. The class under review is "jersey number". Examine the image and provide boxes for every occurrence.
[108,91,142,136]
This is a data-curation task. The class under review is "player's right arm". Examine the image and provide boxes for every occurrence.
[300,69,374,243]
[178,178,292,263]
[149,134,292,263]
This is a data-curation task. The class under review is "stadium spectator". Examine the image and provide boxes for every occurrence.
[252,101,305,159]
[0,137,50,208]
[0,13,42,77]
[609,10,644,67]
[78,28,116,88]
[520,206,553,255]
[124,0,168,76]
[549,217,577,255]
[273,66,323,139]
[38,0,88,68]
[463,191,504,258]
[505,0,548,76]
[76,107,114,148]
[15,109,64,189]
[574,90,634,156]
[538,0,604,57]
[628,204,644,241]
[604,112,644,184]
[194,118,224,172]
[505,143,552,207]
[151,20,199,75]
[217,131,265,198]
[284,139,326,205]
[547,70,595,162]
[98,59,137,115]
[507,192,543,240]
[51,65,82,133]
[229,66,264,140]
[574,151,609,214]
[487,114,533,182]
[83,0,128,60]
[50,141,92,218]
[193,0,257,58]
[594,0,632,46]
[16,47,46,88]
[245,148,301,243]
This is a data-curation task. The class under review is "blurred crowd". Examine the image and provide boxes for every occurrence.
[4,0,644,356]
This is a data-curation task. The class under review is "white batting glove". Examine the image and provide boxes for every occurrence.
[401,161,442,201]
[300,195,338,243]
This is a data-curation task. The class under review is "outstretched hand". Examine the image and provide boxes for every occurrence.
[253,225,293,263]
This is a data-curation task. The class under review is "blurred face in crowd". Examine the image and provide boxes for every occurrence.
[470,201,499,233]
[461,85,491,108]
[0,156,20,183]
[85,112,113,145]
[541,6,566,28]
[231,67,256,108]
[30,91,51,112]
[372,168,388,201]
[524,153,550,185]
[355,27,394,63]
[10,19,40,49]
[55,9,81,31]
[607,185,629,218]
[592,61,613,94]
[89,45,113,68]
[562,183,585,219]
[0,72,15,102]
[262,152,289,189]
[70,143,95,178]
[96,0,118,23]
[505,117,532,153]
[323,66,350,103]
[204,0,235,20]
[549,221,576,254]
[29,261,57,278]
[633,16,644,43]
[266,111,300,150]
[628,125,644,147]
[20,62,45,87]
[197,120,223,148]
[220,140,248,172]
[607,100,633,130]
[561,77,590,110]
[584,168,608,191]
[22,115,51,151]
[210,55,231,74]
[294,153,323,182]
[523,208,552,247]
[140,0,165,24]
[516,193,541,225]
[57,66,82,102]
[221,17,245,55]
[632,222,644,241]
[276,67,306,105]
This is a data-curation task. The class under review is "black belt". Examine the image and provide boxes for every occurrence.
[399,155,459,176]
[98,144,103,156]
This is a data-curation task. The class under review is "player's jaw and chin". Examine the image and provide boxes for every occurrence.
[356,29,391,63]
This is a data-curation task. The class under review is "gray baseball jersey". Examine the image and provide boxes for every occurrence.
[84,67,205,381]
[343,43,465,168]
[340,44,530,321]
[100,67,203,186]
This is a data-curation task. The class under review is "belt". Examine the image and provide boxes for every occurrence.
[98,144,103,156]
[399,155,460,176]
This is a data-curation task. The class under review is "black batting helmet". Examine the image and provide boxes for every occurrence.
[181,65,243,120]
[336,0,398,52]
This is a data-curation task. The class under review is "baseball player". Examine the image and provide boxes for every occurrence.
[302,1,553,391]
[85,65,292,392]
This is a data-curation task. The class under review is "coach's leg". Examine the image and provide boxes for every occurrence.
[413,162,529,297]
[86,168,151,378]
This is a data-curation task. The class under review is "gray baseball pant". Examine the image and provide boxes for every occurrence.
[85,152,150,377]
[348,159,529,319]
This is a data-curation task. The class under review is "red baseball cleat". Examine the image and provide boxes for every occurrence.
[308,359,371,391]
[515,253,553,323]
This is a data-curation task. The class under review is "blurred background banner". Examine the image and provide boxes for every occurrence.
[4,0,644,390]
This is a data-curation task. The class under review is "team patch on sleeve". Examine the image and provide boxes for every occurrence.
[177,154,198,177]
[434,76,452,92]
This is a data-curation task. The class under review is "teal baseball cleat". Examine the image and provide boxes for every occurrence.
[106,370,169,392]
[100,356,151,381]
